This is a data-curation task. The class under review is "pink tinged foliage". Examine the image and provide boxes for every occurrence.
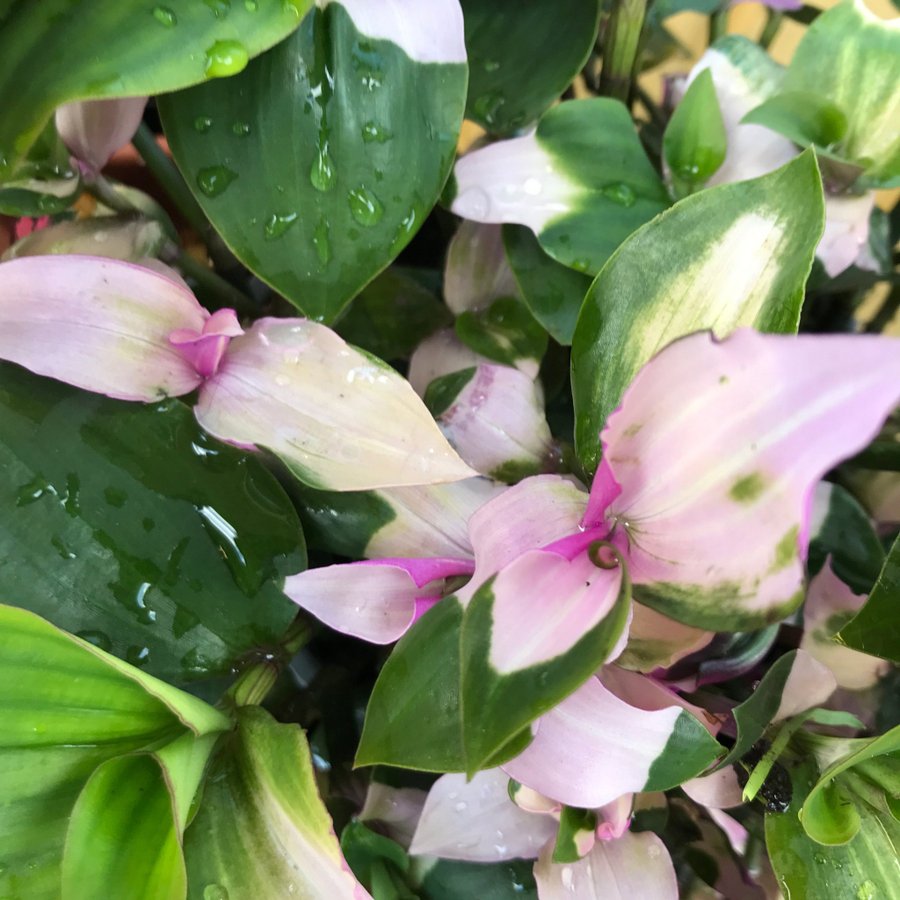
[501,676,688,809]
[682,767,745,810]
[283,557,473,644]
[533,831,678,900]
[436,364,554,478]
[596,330,900,629]
[409,769,557,862]
[169,308,244,378]
[0,255,207,401]
[801,561,890,690]
[595,794,633,842]
[358,782,428,850]
[772,649,837,722]
[408,328,492,397]
[54,97,148,173]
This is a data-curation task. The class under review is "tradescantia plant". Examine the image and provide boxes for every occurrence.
[0,0,898,897]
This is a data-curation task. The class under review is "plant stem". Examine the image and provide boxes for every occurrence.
[742,715,804,802]
[85,174,138,216]
[599,0,648,102]
[708,8,729,45]
[132,123,209,238]
[759,10,784,50]
[162,240,255,315]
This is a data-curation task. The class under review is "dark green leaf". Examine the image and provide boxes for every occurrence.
[0,0,310,174]
[0,362,303,683]
[455,297,548,369]
[161,4,466,322]
[552,807,597,863]
[460,0,600,133]
[742,91,848,150]
[424,368,478,418]
[419,859,538,900]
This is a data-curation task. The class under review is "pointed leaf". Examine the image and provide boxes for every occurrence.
[460,551,631,774]
[572,153,824,475]
[455,298,548,374]
[837,534,900,665]
[460,0,600,133]
[195,318,474,490]
[0,0,310,174]
[449,98,668,276]
[598,330,900,629]
[185,706,369,899]
[0,606,228,900]
[502,675,721,808]
[502,225,592,346]
[0,361,303,682]
[55,97,147,173]
[160,1,466,322]
[0,256,207,402]
[444,221,519,315]
[742,91,848,150]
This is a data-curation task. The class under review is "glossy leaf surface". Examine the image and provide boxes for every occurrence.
[0,0,310,174]
[161,2,466,321]
[572,152,823,475]
[0,362,302,683]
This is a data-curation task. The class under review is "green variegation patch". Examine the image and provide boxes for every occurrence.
[161,3,467,321]
[571,151,824,475]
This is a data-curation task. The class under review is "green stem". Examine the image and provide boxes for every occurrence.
[742,715,804,802]
[599,0,648,102]
[132,123,209,238]
[708,8,729,45]
[85,174,138,216]
[759,10,784,50]
[162,241,255,315]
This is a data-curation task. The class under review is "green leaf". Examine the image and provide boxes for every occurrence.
[552,807,597,863]
[779,0,900,185]
[455,297,548,370]
[838,535,900,664]
[161,3,466,322]
[460,0,600,133]
[502,225,593,346]
[808,484,885,595]
[341,820,410,895]
[571,151,824,476]
[0,605,229,900]
[356,598,465,772]
[336,268,452,362]
[766,759,900,900]
[717,651,803,770]
[450,98,668,277]
[742,91,848,151]
[663,68,727,196]
[417,858,538,900]
[424,368,478,418]
[184,705,364,899]
[800,725,900,845]
[0,0,310,175]
[0,362,303,683]
[459,568,632,774]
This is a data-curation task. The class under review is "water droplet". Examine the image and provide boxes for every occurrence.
[204,40,249,78]
[204,0,231,17]
[472,91,506,127]
[857,881,878,900]
[196,166,237,197]
[204,885,230,900]
[16,474,57,507]
[194,116,213,133]
[263,211,299,240]
[309,145,336,191]
[390,208,417,253]
[561,866,575,891]
[454,801,467,812]
[275,374,290,387]
[813,852,827,864]
[232,121,251,137]
[602,182,636,207]
[361,121,392,144]
[360,73,382,91]
[282,0,304,17]
[312,218,331,265]
[571,258,591,273]
[51,535,77,560]
[348,186,384,227]
[244,0,258,9]
[522,177,542,196]
[104,486,127,508]
[126,646,151,668]
[483,58,501,72]
[454,186,491,219]
[76,630,112,651]
[152,6,177,27]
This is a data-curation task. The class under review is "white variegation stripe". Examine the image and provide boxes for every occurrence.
[321,0,466,64]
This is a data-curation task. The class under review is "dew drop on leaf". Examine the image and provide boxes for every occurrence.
[203,0,232,18]
[231,121,251,137]
[196,166,237,197]
[312,218,331,265]
[348,186,384,227]
[602,182,637,207]
[361,121,392,144]
[203,885,230,900]
[125,645,150,667]
[857,881,878,900]
[193,116,213,133]
[263,212,299,241]
[244,0,258,9]
[75,630,112,651]
[309,146,336,192]
[204,40,249,78]
[152,6,177,27]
